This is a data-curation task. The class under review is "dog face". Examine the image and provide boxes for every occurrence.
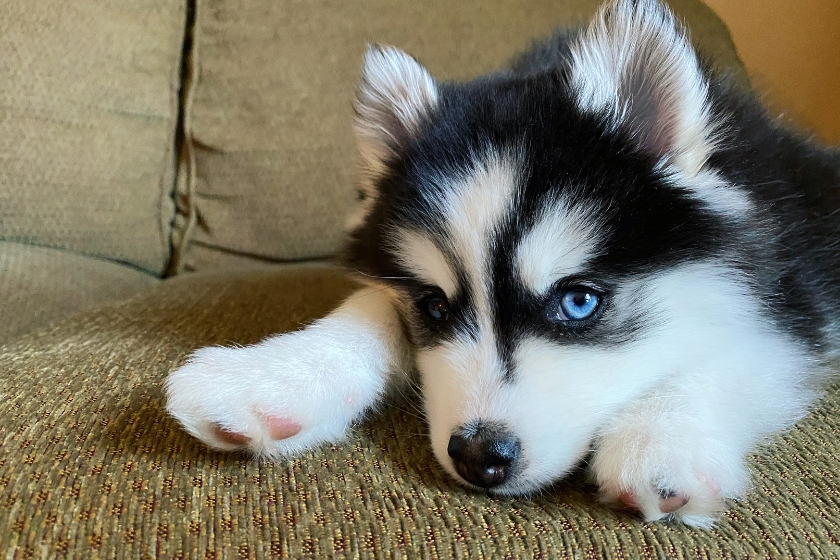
[345,0,759,494]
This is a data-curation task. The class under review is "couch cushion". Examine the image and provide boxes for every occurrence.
[0,242,158,342]
[0,0,186,275]
[171,0,746,272]
[1,264,838,558]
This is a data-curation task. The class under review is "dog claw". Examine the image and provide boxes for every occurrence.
[658,488,675,499]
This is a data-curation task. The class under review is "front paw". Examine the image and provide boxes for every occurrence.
[165,332,383,458]
[591,428,745,527]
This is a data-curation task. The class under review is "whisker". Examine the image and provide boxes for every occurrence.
[343,286,392,301]
[342,267,412,281]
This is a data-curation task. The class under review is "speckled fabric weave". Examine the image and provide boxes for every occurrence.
[1,265,839,559]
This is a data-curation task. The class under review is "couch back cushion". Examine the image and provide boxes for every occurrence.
[171,0,744,272]
[0,0,186,275]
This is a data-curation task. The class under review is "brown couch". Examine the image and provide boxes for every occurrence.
[2,0,838,557]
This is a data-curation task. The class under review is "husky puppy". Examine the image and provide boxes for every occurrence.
[166,0,840,526]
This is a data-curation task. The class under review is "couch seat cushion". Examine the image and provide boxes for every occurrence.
[1,264,838,558]
[0,242,158,342]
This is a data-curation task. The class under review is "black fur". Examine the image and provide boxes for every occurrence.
[344,27,840,366]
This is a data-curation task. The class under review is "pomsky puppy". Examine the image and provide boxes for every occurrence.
[166,0,840,527]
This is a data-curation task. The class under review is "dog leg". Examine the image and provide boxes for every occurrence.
[589,386,751,528]
[165,286,411,458]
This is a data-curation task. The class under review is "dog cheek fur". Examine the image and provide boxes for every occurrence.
[589,263,819,495]
[417,261,819,495]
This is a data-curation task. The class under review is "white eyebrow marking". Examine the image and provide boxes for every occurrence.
[391,230,458,297]
[439,150,521,322]
[516,197,603,295]
[389,149,522,310]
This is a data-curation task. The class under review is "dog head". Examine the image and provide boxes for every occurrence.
[345,0,752,494]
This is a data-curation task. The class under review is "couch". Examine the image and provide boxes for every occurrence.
[2,0,838,557]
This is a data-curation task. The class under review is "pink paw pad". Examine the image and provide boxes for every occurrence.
[263,415,302,440]
[616,489,690,514]
[212,425,251,446]
[658,490,690,513]
[618,491,638,510]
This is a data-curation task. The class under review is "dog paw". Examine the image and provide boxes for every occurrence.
[601,481,723,528]
[165,329,386,458]
[591,426,743,527]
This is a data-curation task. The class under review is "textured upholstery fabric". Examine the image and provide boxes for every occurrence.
[1,265,838,558]
[0,242,159,342]
[0,0,186,274]
[170,0,746,273]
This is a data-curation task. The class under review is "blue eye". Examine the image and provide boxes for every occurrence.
[558,289,600,321]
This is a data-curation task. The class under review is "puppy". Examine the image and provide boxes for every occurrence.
[166,0,840,527]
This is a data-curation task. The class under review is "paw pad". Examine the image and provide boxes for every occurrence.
[212,425,251,446]
[618,491,638,510]
[658,489,690,513]
[264,416,302,440]
[617,488,690,514]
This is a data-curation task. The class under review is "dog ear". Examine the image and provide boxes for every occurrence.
[354,45,439,174]
[569,0,716,176]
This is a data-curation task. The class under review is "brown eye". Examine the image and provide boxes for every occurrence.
[423,297,449,322]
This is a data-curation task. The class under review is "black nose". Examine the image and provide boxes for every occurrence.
[447,432,521,488]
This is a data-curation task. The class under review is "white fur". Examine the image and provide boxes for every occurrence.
[354,45,438,179]
[349,45,439,232]
[570,0,714,175]
[436,149,521,314]
[391,230,458,298]
[569,0,756,219]
[165,287,411,458]
[516,197,604,294]
[678,168,754,217]
[421,261,816,526]
[420,331,514,484]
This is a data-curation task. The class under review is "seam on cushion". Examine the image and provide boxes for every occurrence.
[155,2,186,277]
[188,239,342,266]
[165,0,199,278]
[0,102,171,121]
[0,240,161,280]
